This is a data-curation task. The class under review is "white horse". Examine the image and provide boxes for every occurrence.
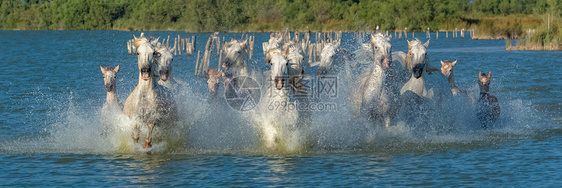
[123,35,178,149]
[153,43,186,92]
[311,42,349,76]
[353,33,402,127]
[400,38,450,101]
[257,50,299,150]
[222,39,250,77]
[263,34,285,57]
[283,42,307,94]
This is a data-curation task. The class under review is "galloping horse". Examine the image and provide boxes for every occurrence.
[477,71,500,128]
[354,33,402,127]
[123,34,178,149]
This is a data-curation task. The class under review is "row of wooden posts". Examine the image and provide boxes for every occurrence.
[126,29,474,76]
[126,35,196,56]
[355,29,474,41]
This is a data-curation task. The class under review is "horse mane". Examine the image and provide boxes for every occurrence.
[133,33,159,48]
[103,66,115,71]
[266,48,283,56]
[406,38,424,70]
[154,43,171,53]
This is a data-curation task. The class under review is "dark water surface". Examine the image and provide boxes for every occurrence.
[0,31,560,186]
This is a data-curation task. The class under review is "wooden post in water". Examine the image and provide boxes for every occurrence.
[461,29,465,39]
[192,36,196,51]
[127,40,132,55]
[436,31,438,40]
[218,49,222,70]
[174,38,178,56]
[166,36,170,47]
[195,51,201,76]
[446,30,448,38]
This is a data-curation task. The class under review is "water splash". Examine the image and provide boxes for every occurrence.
[0,42,558,156]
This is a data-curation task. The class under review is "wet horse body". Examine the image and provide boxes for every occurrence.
[258,48,299,150]
[477,71,500,128]
[356,33,401,127]
[123,35,177,149]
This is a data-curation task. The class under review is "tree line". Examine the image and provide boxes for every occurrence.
[0,0,559,32]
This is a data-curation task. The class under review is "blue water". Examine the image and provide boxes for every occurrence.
[0,31,560,186]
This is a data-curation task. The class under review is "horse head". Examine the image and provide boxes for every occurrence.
[100,65,120,92]
[478,71,492,93]
[370,32,392,69]
[408,38,430,79]
[263,36,284,63]
[269,52,289,90]
[222,39,249,72]
[154,44,175,82]
[440,59,457,78]
[284,42,305,70]
[317,42,340,75]
[135,38,157,82]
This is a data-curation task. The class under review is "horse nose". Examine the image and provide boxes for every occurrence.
[274,77,285,90]
[412,63,425,79]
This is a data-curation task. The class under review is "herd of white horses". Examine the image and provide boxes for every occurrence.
[100,31,500,151]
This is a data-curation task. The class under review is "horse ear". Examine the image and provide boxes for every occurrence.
[100,66,106,74]
[424,39,430,47]
[440,60,444,66]
[479,71,483,78]
[452,60,457,67]
[488,71,492,78]
[171,45,177,54]
[114,64,120,73]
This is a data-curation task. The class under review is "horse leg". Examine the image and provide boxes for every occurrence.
[131,121,139,143]
[144,123,155,149]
